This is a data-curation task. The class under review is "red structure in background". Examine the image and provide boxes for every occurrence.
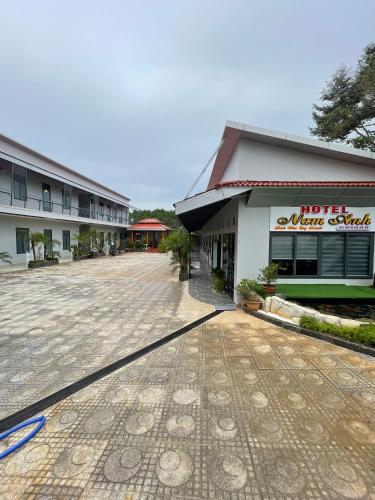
[127,218,171,249]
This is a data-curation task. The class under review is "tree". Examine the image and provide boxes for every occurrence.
[29,232,60,261]
[158,228,190,279]
[311,43,375,151]
[0,251,12,265]
[130,208,183,230]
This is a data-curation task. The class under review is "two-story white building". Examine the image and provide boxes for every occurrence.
[175,121,375,297]
[0,132,130,270]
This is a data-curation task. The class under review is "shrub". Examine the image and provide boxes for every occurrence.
[258,263,279,286]
[299,315,375,346]
[236,279,265,301]
[213,276,225,293]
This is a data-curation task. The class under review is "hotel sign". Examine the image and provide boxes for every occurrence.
[271,206,374,232]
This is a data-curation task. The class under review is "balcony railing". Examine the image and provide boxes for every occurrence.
[0,190,129,225]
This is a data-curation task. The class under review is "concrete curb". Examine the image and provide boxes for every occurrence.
[249,310,375,358]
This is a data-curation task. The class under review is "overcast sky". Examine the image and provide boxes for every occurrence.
[0,1,373,209]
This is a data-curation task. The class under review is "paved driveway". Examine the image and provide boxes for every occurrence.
[0,253,195,420]
[1,311,374,499]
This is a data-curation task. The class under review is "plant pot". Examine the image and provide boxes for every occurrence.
[245,300,261,311]
[73,254,90,261]
[28,259,59,269]
[263,285,276,295]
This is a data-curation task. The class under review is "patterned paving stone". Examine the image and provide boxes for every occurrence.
[1,292,374,498]
[0,253,185,419]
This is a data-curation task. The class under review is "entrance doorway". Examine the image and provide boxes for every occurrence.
[222,233,235,297]
[42,183,51,212]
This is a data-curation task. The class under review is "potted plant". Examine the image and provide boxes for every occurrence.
[212,267,226,293]
[258,263,279,294]
[236,279,263,311]
[28,232,60,268]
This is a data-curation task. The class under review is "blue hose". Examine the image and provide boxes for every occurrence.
[0,416,46,460]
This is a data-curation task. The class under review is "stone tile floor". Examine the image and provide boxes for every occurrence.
[1,311,374,499]
[189,251,233,307]
[0,253,210,420]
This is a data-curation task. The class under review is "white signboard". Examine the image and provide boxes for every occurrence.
[270,206,374,232]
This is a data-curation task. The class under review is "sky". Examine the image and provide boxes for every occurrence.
[0,1,374,209]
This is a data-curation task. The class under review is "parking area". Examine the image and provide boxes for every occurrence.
[0,253,211,420]
[1,308,374,499]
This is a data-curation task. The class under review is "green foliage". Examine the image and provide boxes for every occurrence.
[299,315,375,347]
[134,241,143,250]
[0,251,12,265]
[212,267,225,280]
[236,279,265,301]
[159,229,189,272]
[29,232,60,262]
[311,43,375,152]
[213,275,225,293]
[130,208,183,230]
[126,240,135,249]
[258,263,279,286]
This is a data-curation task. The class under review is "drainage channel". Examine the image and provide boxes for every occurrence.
[0,309,222,434]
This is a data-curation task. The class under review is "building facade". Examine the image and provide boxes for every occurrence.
[0,133,130,270]
[175,121,375,297]
[127,218,170,248]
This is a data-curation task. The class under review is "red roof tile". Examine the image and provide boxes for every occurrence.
[128,218,171,231]
[215,180,375,188]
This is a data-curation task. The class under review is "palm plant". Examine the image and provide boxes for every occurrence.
[0,251,12,265]
[29,232,45,262]
[159,229,190,279]
[29,232,60,261]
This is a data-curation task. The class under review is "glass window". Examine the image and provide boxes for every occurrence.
[16,228,29,254]
[270,232,372,279]
[62,189,71,210]
[13,165,27,200]
[346,233,371,277]
[271,234,294,275]
[62,230,70,250]
[296,234,318,276]
[44,229,53,255]
[321,234,345,277]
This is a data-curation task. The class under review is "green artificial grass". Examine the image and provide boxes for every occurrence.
[300,315,375,346]
[277,284,375,300]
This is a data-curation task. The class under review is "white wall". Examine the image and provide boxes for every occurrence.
[236,202,375,285]
[0,215,126,270]
[237,203,270,282]
[222,139,375,183]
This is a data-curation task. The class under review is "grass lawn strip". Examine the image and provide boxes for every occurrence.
[277,284,375,299]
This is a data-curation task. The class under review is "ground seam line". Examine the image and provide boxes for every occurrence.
[0,310,221,433]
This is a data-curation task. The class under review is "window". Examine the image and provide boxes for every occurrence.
[270,232,373,278]
[271,234,294,275]
[347,233,371,277]
[44,229,53,255]
[13,165,27,200]
[62,230,70,250]
[295,234,318,276]
[62,189,71,210]
[321,234,345,277]
[16,228,29,254]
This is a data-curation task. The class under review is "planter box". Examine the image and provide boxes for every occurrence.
[73,254,90,261]
[28,259,59,269]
